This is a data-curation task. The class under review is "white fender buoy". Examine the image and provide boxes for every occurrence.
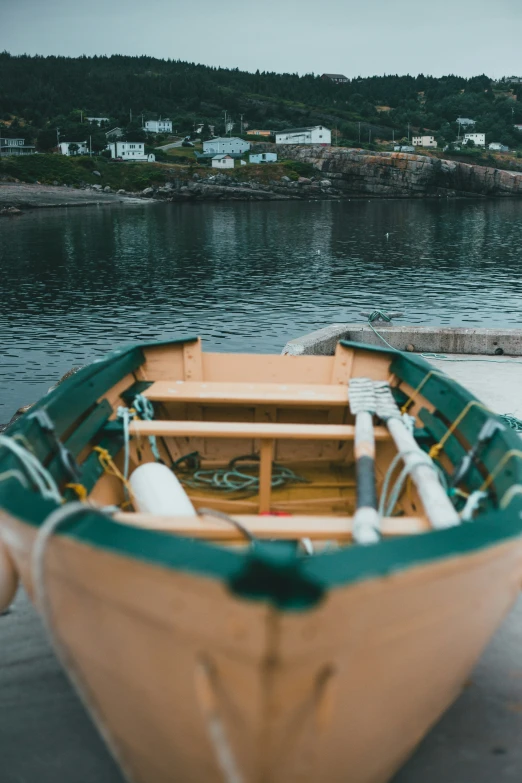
[130,463,196,516]
[0,539,18,613]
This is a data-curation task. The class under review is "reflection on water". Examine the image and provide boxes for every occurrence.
[0,198,521,418]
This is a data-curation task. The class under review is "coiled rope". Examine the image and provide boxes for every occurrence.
[174,453,307,495]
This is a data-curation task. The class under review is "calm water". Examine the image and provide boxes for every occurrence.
[0,197,522,419]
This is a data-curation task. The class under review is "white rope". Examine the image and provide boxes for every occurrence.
[0,435,62,503]
[460,490,488,522]
[31,502,136,783]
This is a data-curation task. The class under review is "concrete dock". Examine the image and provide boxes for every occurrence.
[2,325,522,782]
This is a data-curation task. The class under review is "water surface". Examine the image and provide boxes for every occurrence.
[0,198,521,419]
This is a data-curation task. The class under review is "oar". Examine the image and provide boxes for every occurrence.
[374,382,460,529]
[349,378,380,544]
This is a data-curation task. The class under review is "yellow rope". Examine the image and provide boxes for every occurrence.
[65,483,88,501]
[479,450,522,493]
[499,484,522,510]
[93,446,135,508]
[428,401,491,459]
[400,370,446,414]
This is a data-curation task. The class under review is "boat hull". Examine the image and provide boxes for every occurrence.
[4,512,522,783]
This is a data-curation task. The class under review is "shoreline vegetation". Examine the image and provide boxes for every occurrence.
[2,147,522,214]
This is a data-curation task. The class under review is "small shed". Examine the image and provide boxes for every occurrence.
[212,154,234,169]
[249,152,277,164]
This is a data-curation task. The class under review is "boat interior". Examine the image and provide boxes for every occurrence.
[7,335,511,550]
[56,337,453,547]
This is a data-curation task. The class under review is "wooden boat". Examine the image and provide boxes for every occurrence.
[1,335,522,783]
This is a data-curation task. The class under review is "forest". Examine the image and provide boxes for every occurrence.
[1,52,522,152]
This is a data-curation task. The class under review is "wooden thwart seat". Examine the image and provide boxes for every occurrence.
[114,512,430,539]
[143,381,350,407]
[128,420,389,440]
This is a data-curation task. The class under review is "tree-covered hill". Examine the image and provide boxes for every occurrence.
[1,52,522,151]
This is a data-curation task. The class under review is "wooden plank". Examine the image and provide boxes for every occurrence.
[331,343,354,385]
[183,339,203,381]
[127,420,389,441]
[113,512,430,539]
[143,381,350,407]
[201,352,335,384]
[46,399,114,481]
[259,439,274,513]
[64,433,123,500]
[45,348,145,438]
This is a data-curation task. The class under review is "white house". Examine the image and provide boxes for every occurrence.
[87,117,109,125]
[456,117,476,127]
[275,126,331,145]
[144,119,172,134]
[489,142,509,152]
[203,137,251,155]
[514,124,522,132]
[463,133,485,147]
[211,154,234,169]
[249,152,277,164]
[0,137,35,156]
[412,135,437,148]
[59,141,89,156]
[106,142,155,162]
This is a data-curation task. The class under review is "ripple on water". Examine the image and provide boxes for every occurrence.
[1,198,522,417]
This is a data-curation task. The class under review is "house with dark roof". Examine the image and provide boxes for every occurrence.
[321,73,348,83]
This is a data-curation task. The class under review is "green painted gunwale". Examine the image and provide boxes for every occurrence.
[2,336,522,611]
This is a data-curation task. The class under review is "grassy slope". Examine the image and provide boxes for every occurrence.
[0,153,317,188]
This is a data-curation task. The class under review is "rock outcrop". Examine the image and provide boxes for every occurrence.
[274,146,522,198]
[141,148,522,203]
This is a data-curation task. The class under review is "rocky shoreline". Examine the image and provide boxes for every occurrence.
[3,146,522,213]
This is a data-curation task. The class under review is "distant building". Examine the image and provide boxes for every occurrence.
[509,77,522,84]
[249,130,272,137]
[195,123,215,136]
[144,119,172,134]
[59,141,89,156]
[105,127,124,139]
[456,117,476,127]
[394,145,415,153]
[106,142,155,162]
[463,132,485,147]
[86,117,109,125]
[321,73,348,84]
[203,137,251,154]
[514,124,522,132]
[489,142,509,152]
[211,154,234,169]
[0,137,35,156]
[275,126,331,145]
[249,152,278,164]
[412,135,438,148]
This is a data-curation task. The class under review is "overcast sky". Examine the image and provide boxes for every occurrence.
[2,0,520,79]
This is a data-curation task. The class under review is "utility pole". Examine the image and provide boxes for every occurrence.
[358,122,361,144]
[223,110,227,137]
[80,110,83,123]
[392,129,395,142]
[130,108,132,123]
[56,127,60,148]
[240,114,244,135]
[407,122,410,141]
[89,135,92,157]
[369,129,372,144]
